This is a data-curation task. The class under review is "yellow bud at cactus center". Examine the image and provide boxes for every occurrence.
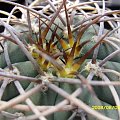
[28,44,39,59]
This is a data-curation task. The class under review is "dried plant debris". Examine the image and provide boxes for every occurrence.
[0,0,120,120]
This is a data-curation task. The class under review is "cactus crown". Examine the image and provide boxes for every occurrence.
[27,0,103,78]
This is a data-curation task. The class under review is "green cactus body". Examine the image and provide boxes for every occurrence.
[1,1,120,120]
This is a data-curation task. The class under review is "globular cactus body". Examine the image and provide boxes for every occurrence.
[0,0,120,120]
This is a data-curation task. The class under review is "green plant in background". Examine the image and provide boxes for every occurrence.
[0,0,120,120]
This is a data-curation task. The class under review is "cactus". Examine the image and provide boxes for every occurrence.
[0,0,120,120]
